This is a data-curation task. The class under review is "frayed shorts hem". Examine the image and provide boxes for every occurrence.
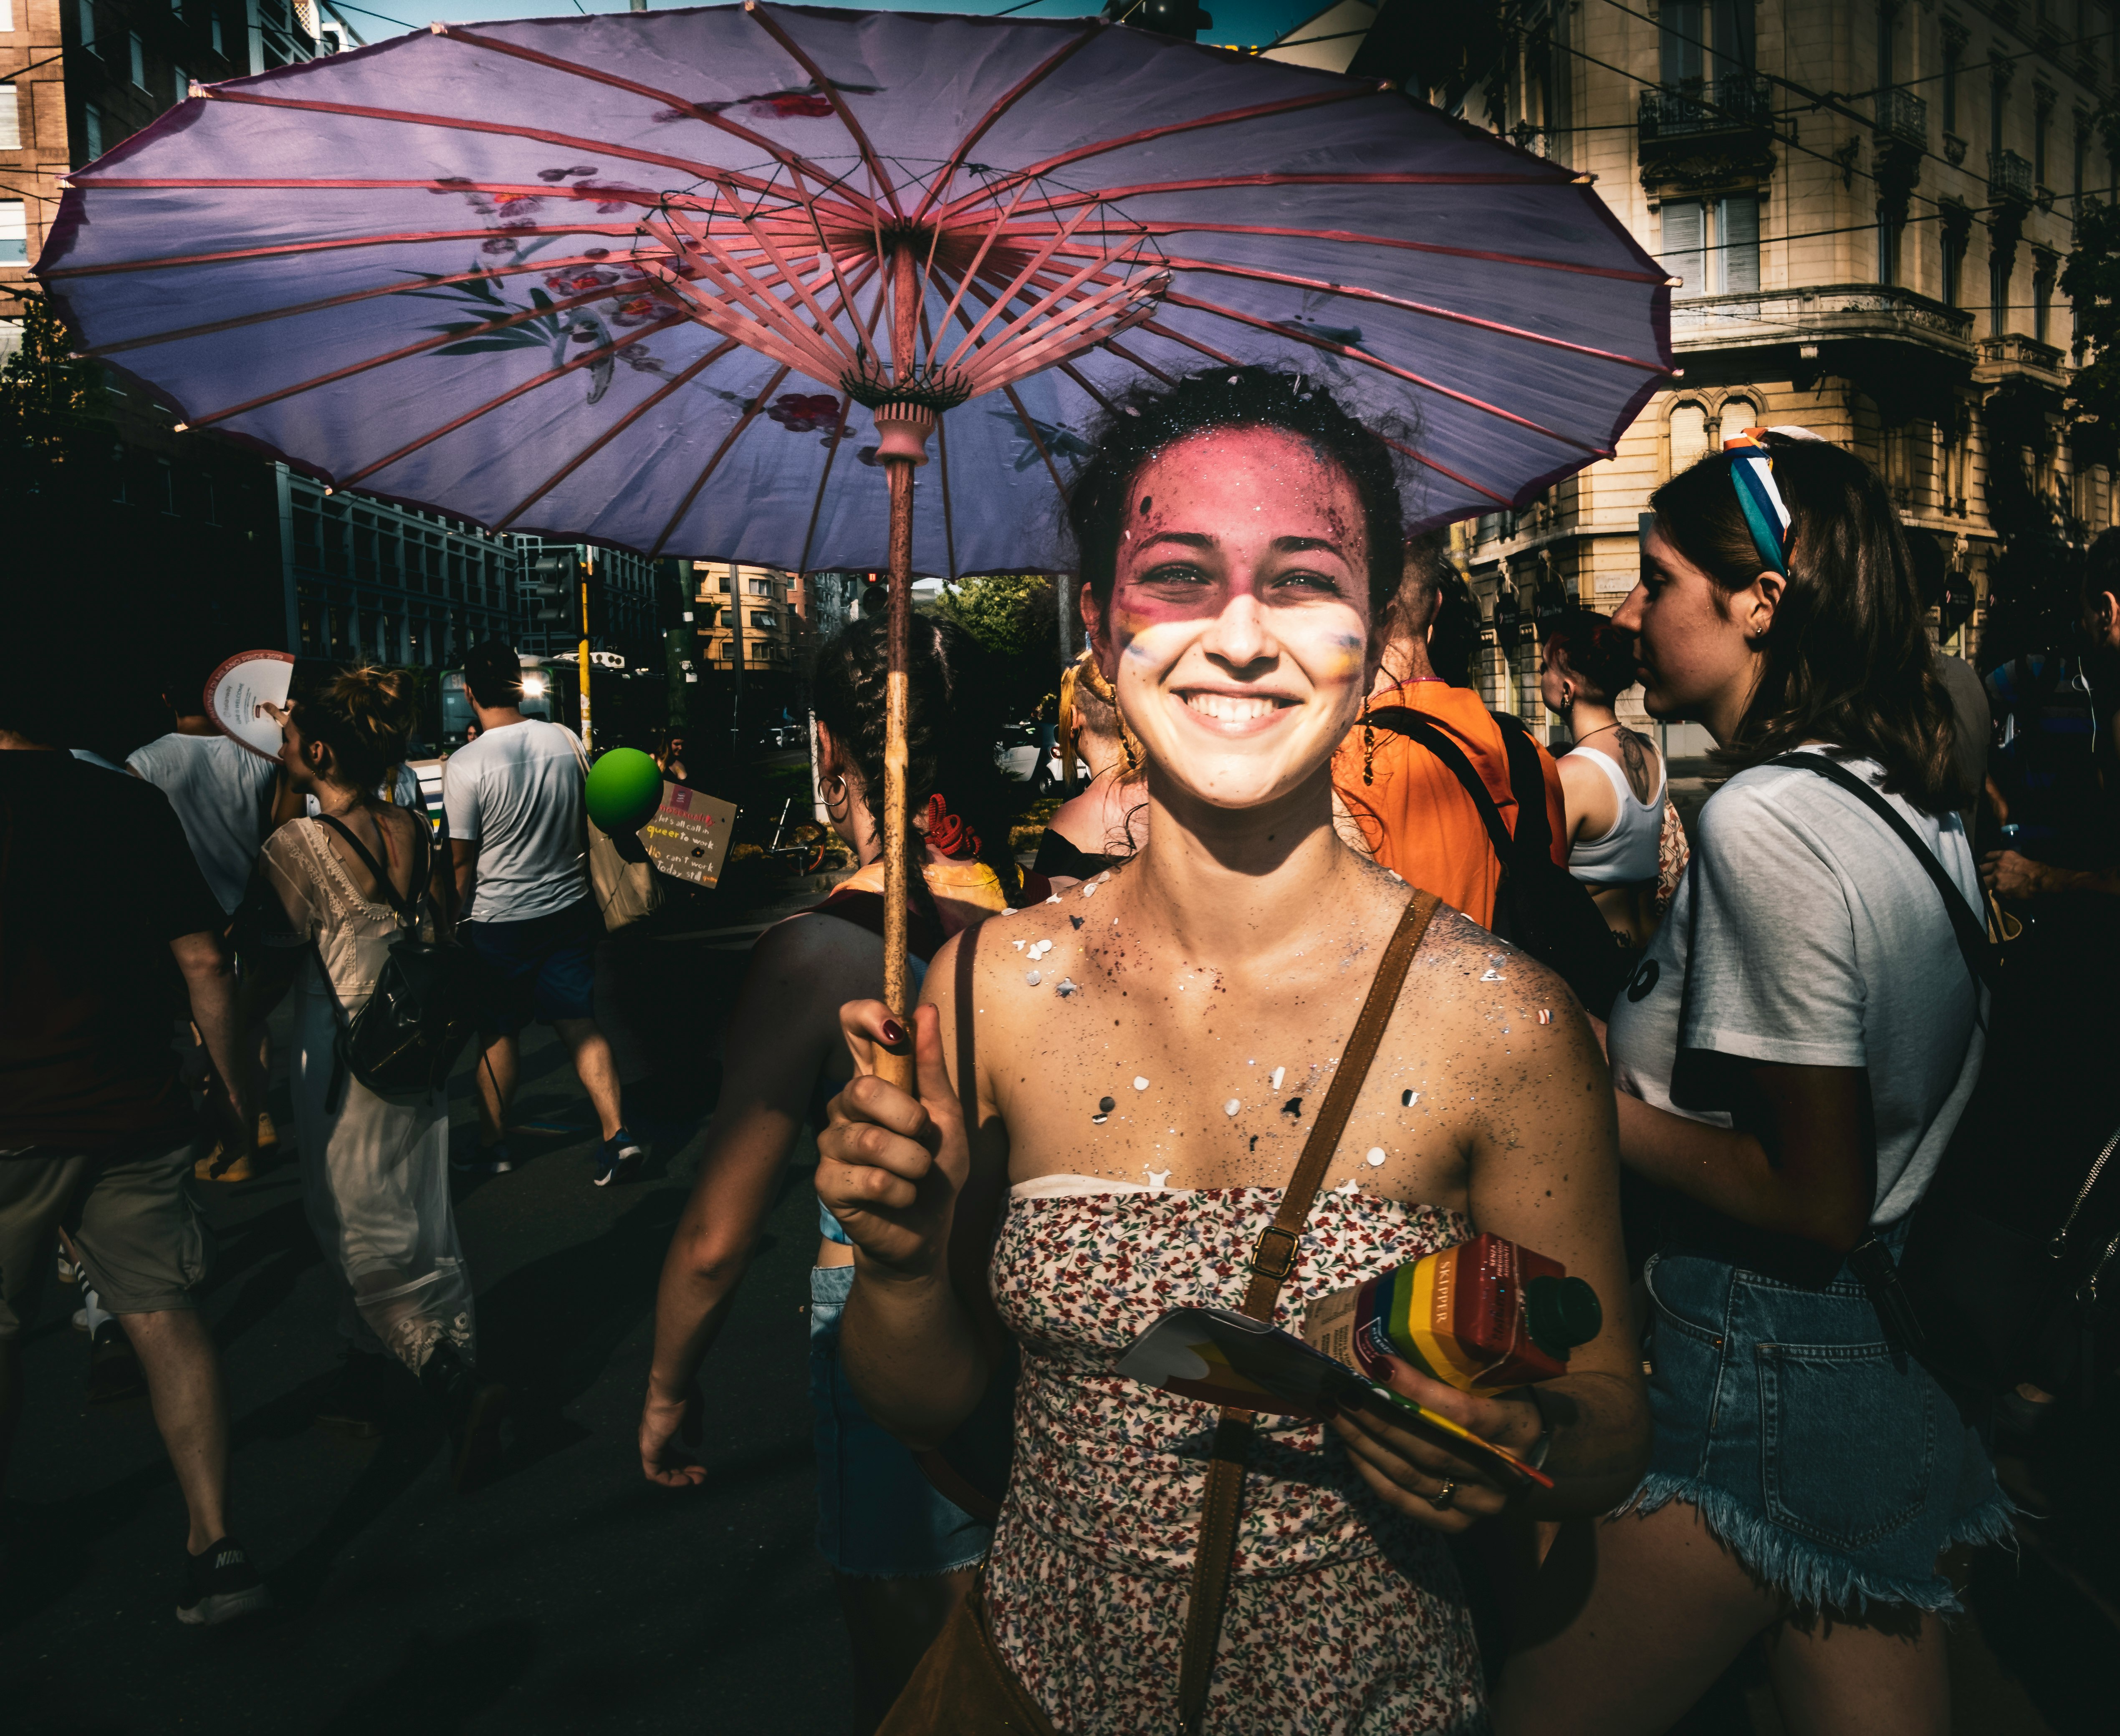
[1619,1473,2018,1616]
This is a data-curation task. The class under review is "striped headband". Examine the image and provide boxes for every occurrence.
[1721,425,1822,576]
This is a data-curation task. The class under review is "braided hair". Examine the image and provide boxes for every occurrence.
[811,613,1030,924]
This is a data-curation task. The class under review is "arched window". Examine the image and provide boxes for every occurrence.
[1669,401,1711,474]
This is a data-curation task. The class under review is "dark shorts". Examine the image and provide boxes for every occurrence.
[458,900,601,1035]
[0,1135,212,1335]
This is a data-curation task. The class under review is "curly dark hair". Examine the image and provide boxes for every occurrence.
[1541,608,1638,705]
[1426,568,1483,689]
[1064,366,1411,620]
[811,613,1029,924]
[1651,433,1966,814]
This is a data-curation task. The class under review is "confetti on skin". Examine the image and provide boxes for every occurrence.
[1056,979,1079,997]
[1481,969,1505,982]
[1029,939,1054,960]
[1026,971,1042,986]
[1070,916,1085,930]
[1080,881,1099,898]
[1538,1009,1553,1025]
[1092,1114,1107,1124]
[1012,939,1026,951]
[1099,1096,1116,1112]
[1269,1067,1285,1092]
[1365,1147,1387,1167]
[1402,1090,1420,1107]
[1046,894,1061,905]
[1133,1076,1150,1091]
[1282,1098,1303,1118]
[1223,1099,1240,1116]
[1145,1166,1172,1191]
[1335,1177,1362,1196]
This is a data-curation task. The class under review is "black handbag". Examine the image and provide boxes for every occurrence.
[313,813,478,1106]
[1775,754,2120,1398]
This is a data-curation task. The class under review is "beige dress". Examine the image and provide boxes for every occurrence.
[258,819,474,1373]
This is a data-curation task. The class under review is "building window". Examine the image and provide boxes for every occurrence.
[83,103,103,161]
[78,0,94,51]
[1941,220,1965,309]
[129,31,146,89]
[0,201,26,266]
[2035,260,2055,345]
[211,14,224,55]
[1878,202,1900,287]
[0,85,18,151]
[0,0,12,31]
[1668,401,1711,475]
[1659,193,1759,295]
[1992,253,2012,338]
[1943,35,1960,134]
[1991,71,2007,164]
[175,65,187,103]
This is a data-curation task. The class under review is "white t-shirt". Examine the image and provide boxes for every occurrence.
[442,719,588,924]
[1607,753,1987,1227]
[126,732,276,915]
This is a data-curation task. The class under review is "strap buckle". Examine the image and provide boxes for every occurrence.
[1249,1225,1299,1282]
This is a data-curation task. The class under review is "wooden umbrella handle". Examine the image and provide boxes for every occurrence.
[877,450,918,1094]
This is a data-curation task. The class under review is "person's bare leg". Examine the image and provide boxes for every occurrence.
[121,1309,230,1553]
[1763,1605,1949,1736]
[1493,1501,1786,1736]
[833,1566,975,1734]
[552,1017,624,1140]
[474,1033,518,1146]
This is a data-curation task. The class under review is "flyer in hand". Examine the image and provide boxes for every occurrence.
[1115,1307,1554,1489]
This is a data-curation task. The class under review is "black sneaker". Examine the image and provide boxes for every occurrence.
[176,1537,271,1627]
[314,1348,401,1438]
[419,1341,508,1495]
[591,1127,643,1187]
[453,1141,514,1175]
[86,1318,147,1406]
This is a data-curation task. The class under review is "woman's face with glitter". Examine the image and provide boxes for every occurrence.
[1092,424,1376,811]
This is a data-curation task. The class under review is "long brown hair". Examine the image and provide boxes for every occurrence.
[1650,434,1966,815]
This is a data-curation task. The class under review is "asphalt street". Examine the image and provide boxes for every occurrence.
[4,979,846,1734]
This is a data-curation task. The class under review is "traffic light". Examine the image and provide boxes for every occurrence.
[526,552,585,635]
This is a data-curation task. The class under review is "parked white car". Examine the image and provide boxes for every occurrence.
[996,723,1088,794]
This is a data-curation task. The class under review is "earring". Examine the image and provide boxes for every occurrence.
[1362,694,1377,786]
[1561,684,1573,707]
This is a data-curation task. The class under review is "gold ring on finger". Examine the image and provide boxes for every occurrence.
[1428,1479,1458,1511]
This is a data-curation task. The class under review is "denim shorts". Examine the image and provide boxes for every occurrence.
[809,1264,993,1578]
[457,900,599,1034]
[1630,1226,2013,1614]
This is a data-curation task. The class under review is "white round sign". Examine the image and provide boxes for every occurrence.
[204,650,296,762]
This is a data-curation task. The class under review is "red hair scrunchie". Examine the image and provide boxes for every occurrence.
[922,793,981,860]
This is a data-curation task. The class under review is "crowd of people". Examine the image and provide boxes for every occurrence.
[4,364,2117,1732]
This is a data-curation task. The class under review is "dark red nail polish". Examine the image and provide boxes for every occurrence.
[882,1019,905,1046]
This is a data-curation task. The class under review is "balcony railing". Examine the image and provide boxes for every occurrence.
[1877,88,1928,145]
[1638,73,1773,142]
[1990,149,2034,202]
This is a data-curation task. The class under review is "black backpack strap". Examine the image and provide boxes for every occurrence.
[1493,713,1556,861]
[1366,707,1515,865]
[1770,754,1998,999]
[313,811,426,932]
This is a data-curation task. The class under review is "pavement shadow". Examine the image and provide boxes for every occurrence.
[197,1191,327,1355]
[319,1617,541,1733]
[474,1188,690,1484]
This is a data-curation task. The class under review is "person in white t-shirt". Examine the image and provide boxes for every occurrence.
[444,643,637,1186]
[128,654,283,1182]
[1495,431,2008,1736]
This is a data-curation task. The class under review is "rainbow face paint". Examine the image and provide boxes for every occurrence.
[1301,1234,1602,1397]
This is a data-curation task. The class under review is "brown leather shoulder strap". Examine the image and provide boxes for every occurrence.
[1177,890,1442,1734]
[1239,889,1442,1320]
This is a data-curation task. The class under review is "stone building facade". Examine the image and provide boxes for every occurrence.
[1273,0,2117,746]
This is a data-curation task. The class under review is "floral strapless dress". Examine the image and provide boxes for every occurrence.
[982,1183,1487,1736]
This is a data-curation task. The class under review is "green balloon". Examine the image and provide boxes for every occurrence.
[586,747,665,835]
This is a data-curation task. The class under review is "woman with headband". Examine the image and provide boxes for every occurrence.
[1495,430,2008,1733]
[1033,647,1148,887]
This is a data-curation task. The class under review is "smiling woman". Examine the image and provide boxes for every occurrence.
[814,370,1650,1733]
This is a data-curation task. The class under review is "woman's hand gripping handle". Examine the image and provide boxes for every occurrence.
[818,1002,969,1283]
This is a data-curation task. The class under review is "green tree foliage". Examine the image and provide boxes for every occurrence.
[2063,186,2120,471]
[931,571,1062,712]
[0,293,106,502]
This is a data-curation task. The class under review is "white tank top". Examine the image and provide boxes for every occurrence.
[1566,742,1666,884]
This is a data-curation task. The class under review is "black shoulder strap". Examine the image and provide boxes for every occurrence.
[1492,713,1556,860]
[313,811,428,931]
[1366,707,1515,864]
[1771,753,1997,998]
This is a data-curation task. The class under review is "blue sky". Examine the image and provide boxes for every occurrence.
[320,0,1323,54]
